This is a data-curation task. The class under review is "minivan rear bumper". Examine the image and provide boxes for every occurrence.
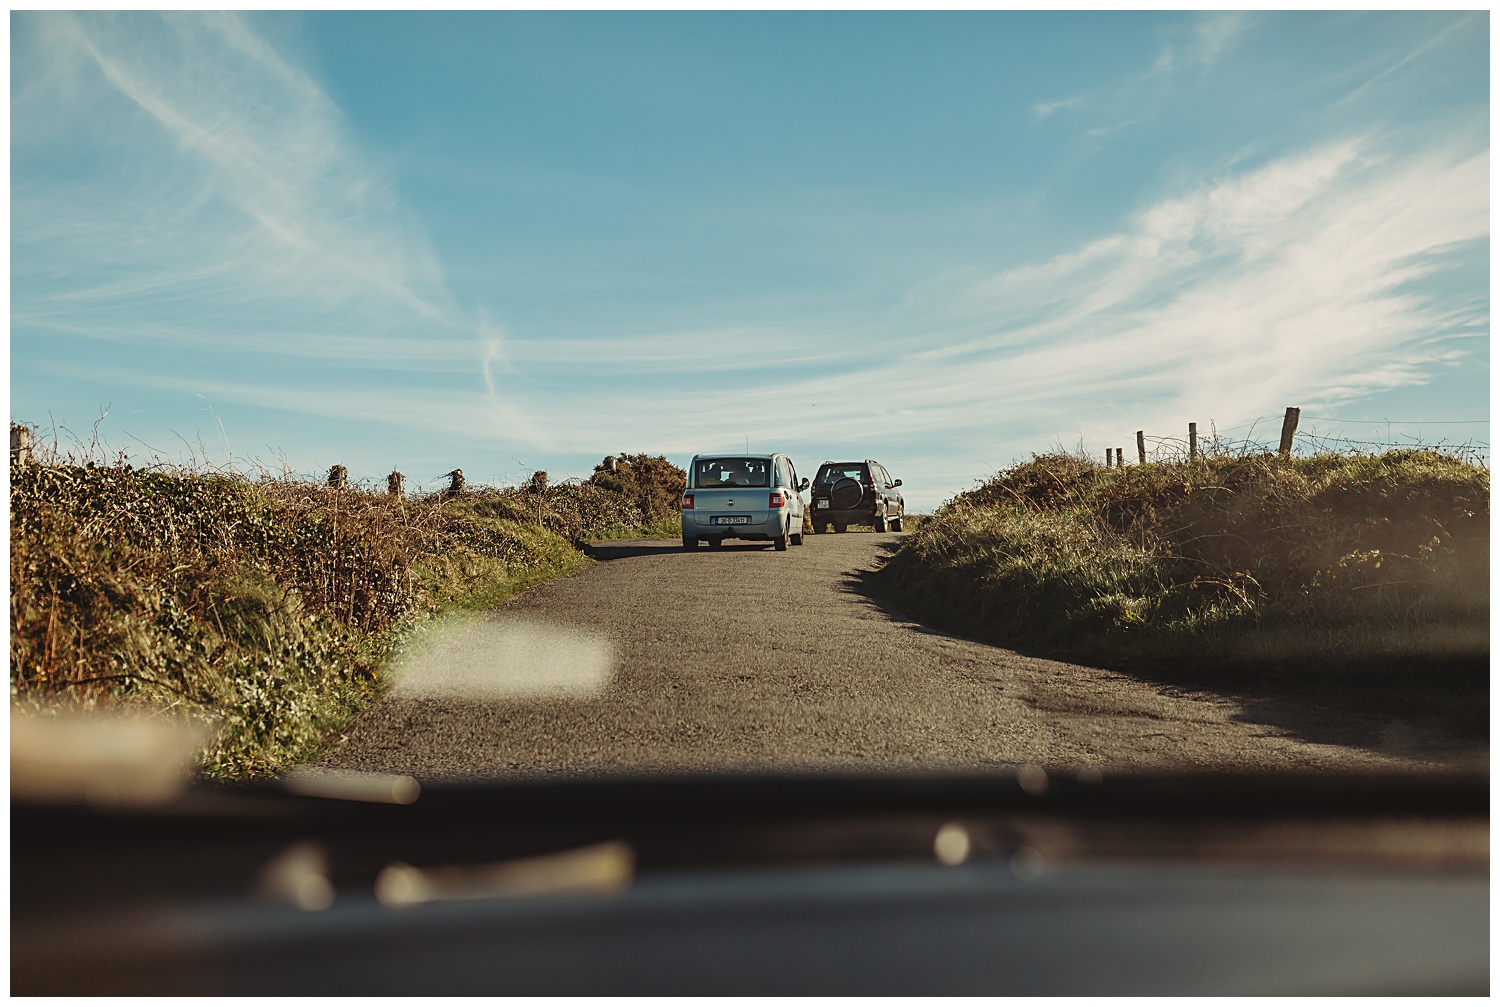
[682,511,784,541]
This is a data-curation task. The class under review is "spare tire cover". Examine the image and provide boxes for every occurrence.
[830,477,864,509]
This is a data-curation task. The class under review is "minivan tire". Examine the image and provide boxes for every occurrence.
[682,536,698,551]
[774,534,788,551]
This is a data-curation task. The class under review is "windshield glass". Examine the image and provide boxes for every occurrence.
[7,11,1488,799]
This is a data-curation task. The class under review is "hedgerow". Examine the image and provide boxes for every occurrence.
[874,449,1488,700]
[10,451,685,777]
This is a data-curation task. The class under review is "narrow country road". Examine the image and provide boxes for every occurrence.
[322,534,1480,780]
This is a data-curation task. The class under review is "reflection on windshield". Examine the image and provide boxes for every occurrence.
[11,710,208,806]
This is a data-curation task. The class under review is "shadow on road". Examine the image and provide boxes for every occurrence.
[843,549,1486,764]
[584,541,677,562]
[585,540,781,561]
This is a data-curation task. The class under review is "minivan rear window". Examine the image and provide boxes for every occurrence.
[695,457,771,488]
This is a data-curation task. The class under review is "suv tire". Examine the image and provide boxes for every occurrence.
[682,536,699,551]
[874,516,887,533]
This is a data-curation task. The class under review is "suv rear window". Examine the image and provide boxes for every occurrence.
[695,457,771,488]
[816,463,870,485]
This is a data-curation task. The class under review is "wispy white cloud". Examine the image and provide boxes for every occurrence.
[66,137,1484,475]
[10,12,561,465]
[1031,11,1250,130]
[1032,94,1088,120]
[1340,13,1482,105]
[12,12,487,376]
[503,325,857,372]
[33,358,553,455]
[12,14,1486,506]
[477,315,513,398]
[1189,11,1251,68]
[474,140,1483,469]
[899,142,1487,434]
[1084,120,1137,138]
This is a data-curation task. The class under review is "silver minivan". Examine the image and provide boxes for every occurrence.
[681,453,809,551]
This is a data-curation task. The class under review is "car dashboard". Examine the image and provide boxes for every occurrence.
[11,769,1489,994]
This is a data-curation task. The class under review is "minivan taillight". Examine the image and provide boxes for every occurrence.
[681,493,694,510]
[769,491,786,509]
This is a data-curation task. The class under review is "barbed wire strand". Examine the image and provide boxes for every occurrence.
[1300,416,1488,425]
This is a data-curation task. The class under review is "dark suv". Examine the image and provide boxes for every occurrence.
[809,460,905,533]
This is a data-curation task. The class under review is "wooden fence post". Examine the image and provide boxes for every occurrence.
[529,470,548,525]
[10,423,33,466]
[387,471,405,497]
[1278,407,1301,457]
[1189,422,1198,462]
[1105,448,1113,467]
[328,464,348,489]
[446,468,465,497]
[1116,447,1124,468]
[1136,431,1146,465]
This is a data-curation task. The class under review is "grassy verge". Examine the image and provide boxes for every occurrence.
[581,514,682,541]
[872,450,1488,716]
[10,451,685,778]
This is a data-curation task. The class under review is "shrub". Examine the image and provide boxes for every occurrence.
[587,454,687,525]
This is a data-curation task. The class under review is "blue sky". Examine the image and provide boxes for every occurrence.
[10,12,1490,509]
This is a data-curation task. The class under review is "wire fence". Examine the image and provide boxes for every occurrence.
[1102,410,1489,470]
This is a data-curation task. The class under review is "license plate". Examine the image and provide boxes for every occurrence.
[712,516,750,525]
[816,500,829,509]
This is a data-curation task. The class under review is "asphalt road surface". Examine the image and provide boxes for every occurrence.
[323,534,1480,780]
